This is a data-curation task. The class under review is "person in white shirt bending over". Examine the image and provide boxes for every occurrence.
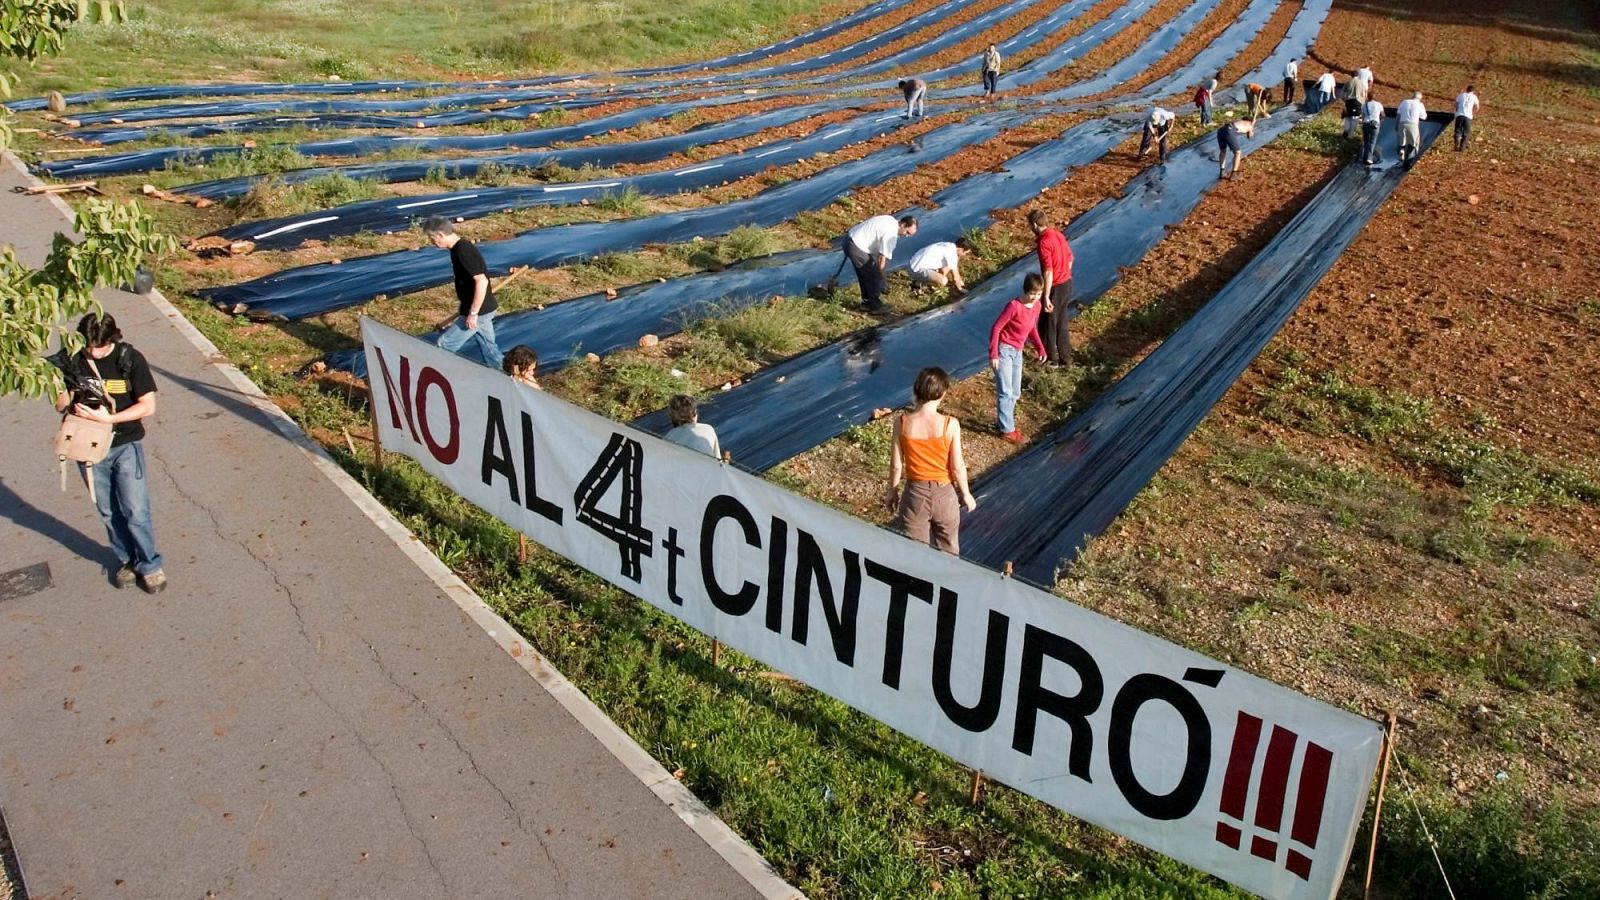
[1454,84,1480,151]
[907,240,970,298]
[1282,57,1300,105]
[1395,91,1427,164]
[665,394,721,459]
[841,213,917,313]
[1361,93,1386,166]
[1138,107,1177,164]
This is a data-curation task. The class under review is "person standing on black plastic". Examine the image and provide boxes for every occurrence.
[55,312,167,594]
[1137,107,1176,164]
[1028,209,1073,367]
[423,217,505,370]
[842,213,917,313]
[1361,92,1385,166]
[981,44,1002,99]
[1396,91,1427,164]
[898,77,927,118]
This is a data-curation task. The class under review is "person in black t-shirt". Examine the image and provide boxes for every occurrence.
[422,216,505,369]
[54,313,167,593]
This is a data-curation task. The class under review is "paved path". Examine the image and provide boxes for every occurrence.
[0,154,798,900]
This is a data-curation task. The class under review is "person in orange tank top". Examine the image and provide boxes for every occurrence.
[886,367,977,555]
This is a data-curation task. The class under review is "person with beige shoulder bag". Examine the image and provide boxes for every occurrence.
[51,312,168,594]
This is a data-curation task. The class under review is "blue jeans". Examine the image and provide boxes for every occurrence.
[83,441,163,575]
[993,344,1023,433]
[437,310,504,368]
[1199,98,1212,125]
[1361,121,1382,163]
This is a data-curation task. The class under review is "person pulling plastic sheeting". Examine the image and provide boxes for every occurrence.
[1313,70,1337,111]
[886,367,977,554]
[1361,93,1386,166]
[1216,116,1257,179]
[959,115,1450,582]
[899,77,927,119]
[841,214,918,314]
[423,217,505,370]
[1396,92,1427,165]
[1137,107,1177,164]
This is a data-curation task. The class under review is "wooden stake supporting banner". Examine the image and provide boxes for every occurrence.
[970,770,985,807]
[1364,711,1399,900]
[712,639,721,667]
[341,427,358,459]
[368,401,385,471]
[518,534,529,565]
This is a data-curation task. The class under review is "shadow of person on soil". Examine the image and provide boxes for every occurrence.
[149,363,294,445]
[0,476,113,568]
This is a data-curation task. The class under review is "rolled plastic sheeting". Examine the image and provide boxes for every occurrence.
[200,116,1010,319]
[631,104,1312,468]
[961,115,1451,583]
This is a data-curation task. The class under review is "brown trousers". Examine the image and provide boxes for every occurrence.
[895,481,961,554]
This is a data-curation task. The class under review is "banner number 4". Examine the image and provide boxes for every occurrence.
[574,433,655,581]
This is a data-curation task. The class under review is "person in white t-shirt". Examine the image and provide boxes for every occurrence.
[1138,107,1177,163]
[842,213,917,312]
[1314,71,1337,110]
[1454,84,1480,151]
[1395,91,1427,163]
[1283,58,1300,105]
[1361,93,1385,166]
[665,394,721,459]
[907,240,970,296]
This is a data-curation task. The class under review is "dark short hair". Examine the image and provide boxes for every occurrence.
[421,215,454,237]
[1027,209,1049,230]
[913,367,949,404]
[898,215,917,229]
[668,393,698,427]
[1022,272,1044,294]
[77,312,121,348]
[503,345,538,376]
[1466,83,1475,92]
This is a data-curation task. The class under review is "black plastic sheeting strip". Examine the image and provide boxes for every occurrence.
[61,0,983,131]
[220,112,913,249]
[6,0,917,112]
[961,115,1450,583]
[324,0,1315,379]
[630,103,1313,466]
[200,115,1012,319]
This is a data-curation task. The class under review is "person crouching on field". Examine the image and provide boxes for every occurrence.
[887,367,976,555]
[988,272,1048,443]
[907,239,970,298]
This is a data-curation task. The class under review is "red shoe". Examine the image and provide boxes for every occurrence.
[1003,429,1024,443]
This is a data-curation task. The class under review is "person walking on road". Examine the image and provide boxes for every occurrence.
[908,239,970,297]
[1361,93,1385,165]
[1028,209,1074,367]
[55,312,167,594]
[1246,82,1271,119]
[1454,84,1480,151]
[899,77,927,118]
[1396,91,1426,164]
[424,217,505,370]
[842,213,917,313]
[1217,117,1257,179]
[665,394,721,459]
[981,44,1002,98]
[1282,57,1299,105]
[1314,71,1337,111]
[989,273,1048,442]
[1194,81,1213,124]
[886,367,976,555]
[1137,107,1177,164]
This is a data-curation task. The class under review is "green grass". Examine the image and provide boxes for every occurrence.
[14,0,842,92]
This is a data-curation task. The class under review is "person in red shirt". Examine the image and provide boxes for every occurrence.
[1028,209,1074,367]
[1194,82,1213,125]
[988,272,1047,442]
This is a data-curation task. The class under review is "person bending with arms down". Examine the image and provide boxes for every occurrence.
[907,239,970,297]
[841,213,917,313]
[1217,117,1257,179]
[887,367,976,555]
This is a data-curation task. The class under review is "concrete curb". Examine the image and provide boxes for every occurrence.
[6,150,803,900]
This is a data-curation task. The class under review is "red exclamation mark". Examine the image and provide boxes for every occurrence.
[1285,742,1333,880]
[1215,712,1262,850]
[1249,725,1298,862]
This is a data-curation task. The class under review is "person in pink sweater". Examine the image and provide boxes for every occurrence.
[988,273,1047,442]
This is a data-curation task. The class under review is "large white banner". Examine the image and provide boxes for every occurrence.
[362,319,1382,900]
